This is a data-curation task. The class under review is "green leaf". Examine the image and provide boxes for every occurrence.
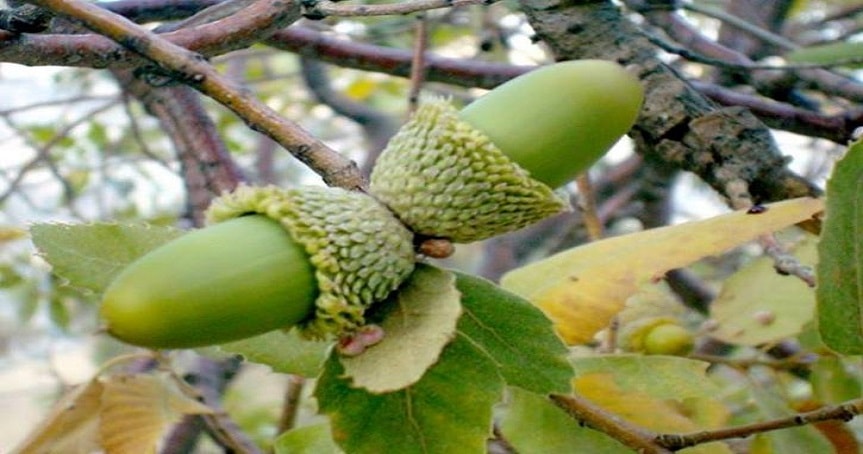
[501,198,823,345]
[315,270,570,454]
[500,387,631,454]
[710,234,817,346]
[340,265,462,392]
[454,271,572,395]
[817,140,863,354]
[316,336,503,454]
[218,329,330,378]
[811,355,862,405]
[275,423,343,454]
[30,223,183,294]
[571,355,720,400]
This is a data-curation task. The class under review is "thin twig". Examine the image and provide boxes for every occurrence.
[681,2,797,51]
[688,353,816,371]
[691,81,857,145]
[267,26,526,89]
[630,0,863,105]
[298,57,398,175]
[0,100,117,204]
[103,0,221,24]
[2,0,292,68]
[408,13,429,113]
[306,0,499,18]
[758,233,816,287]
[116,68,244,223]
[642,30,863,71]
[29,0,365,190]
[119,91,172,169]
[152,0,258,33]
[575,173,603,241]
[655,398,863,450]
[276,375,306,435]
[0,95,113,116]
[549,393,672,454]
[167,356,262,454]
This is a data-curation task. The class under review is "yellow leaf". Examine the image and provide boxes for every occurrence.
[501,197,823,344]
[12,379,104,454]
[575,373,699,430]
[99,373,213,454]
[574,375,732,454]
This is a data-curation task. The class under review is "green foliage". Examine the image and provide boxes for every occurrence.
[217,329,330,378]
[817,139,863,354]
[453,271,573,394]
[317,337,502,454]
[315,271,571,453]
[572,356,734,453]
[710,234,817,346]
[500,387,632,454]
[12,8,863,451]
[275,423,343,454]
[30,223,183,294]
[811,356,861,405]
[340,265,462,392]
[571,355,720,400]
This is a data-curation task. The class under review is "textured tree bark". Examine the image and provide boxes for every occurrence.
[519,0,820,209]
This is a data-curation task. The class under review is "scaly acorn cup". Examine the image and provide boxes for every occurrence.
[100,186,416,349]
[369,60,643,243]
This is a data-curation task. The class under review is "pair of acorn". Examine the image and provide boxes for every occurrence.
[102,60,644,349]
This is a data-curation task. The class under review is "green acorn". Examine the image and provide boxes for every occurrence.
[619,316,694,356]
[100,186,415,349]
[99,60,643,349]
[370,60,643,243]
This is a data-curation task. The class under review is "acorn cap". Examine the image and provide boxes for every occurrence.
[369,98,569,243]
[206,185,416,339]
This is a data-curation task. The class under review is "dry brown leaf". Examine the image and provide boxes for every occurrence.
[99,373,213,454]
[12,379,104,454]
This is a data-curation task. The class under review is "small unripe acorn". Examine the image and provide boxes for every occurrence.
[643,323,694,356]
[100,186,415,349]
[370,60,643,242]
[620,316,694,356]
